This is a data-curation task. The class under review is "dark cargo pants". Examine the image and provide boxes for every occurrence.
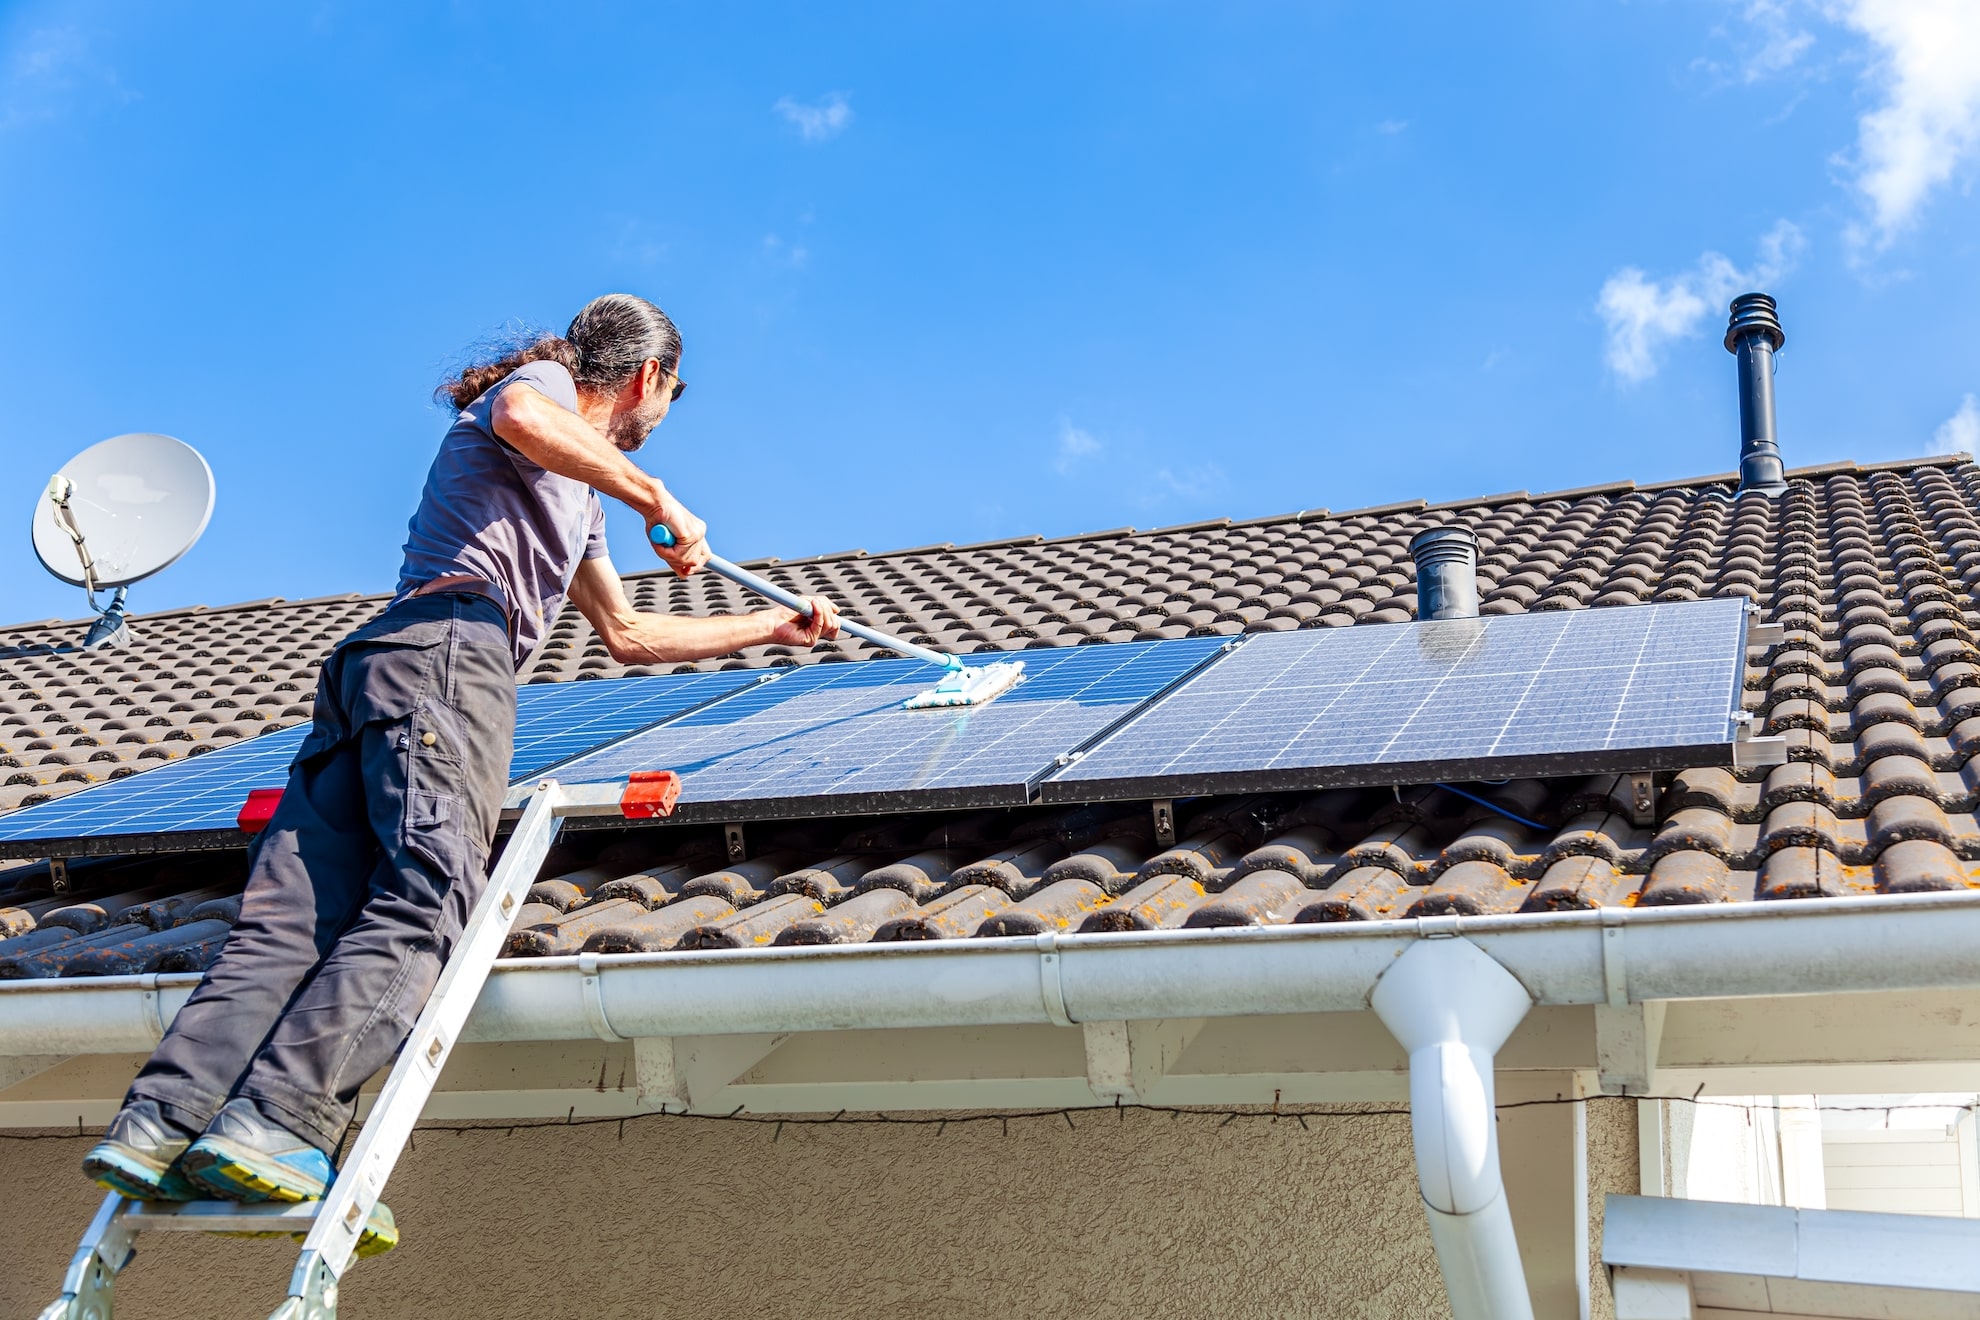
[127,593,515,1154]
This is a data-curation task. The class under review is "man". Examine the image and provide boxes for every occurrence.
[80,293,839,1250]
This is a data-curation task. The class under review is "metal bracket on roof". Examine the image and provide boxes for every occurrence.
[1730,711,1790,769]
[723,823,746,865]
[1152,799,1176,850]
[47,856,70,894]
[1743,599,1785,653]
[1732,736,1790,768]
[1623,773,1657,828]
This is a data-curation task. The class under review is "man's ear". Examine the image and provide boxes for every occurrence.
[642,358,665,402]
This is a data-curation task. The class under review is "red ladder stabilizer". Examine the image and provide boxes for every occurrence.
[237,788,285,835]
[619,770,682,819]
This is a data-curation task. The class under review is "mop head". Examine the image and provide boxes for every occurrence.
[902,659,1026,710]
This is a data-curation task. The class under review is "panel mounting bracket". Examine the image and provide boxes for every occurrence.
[1731,735,1790,769]
[723,822,747,865]
[47,856,69,894]
[1622,772,1657,828]
[1730,710,1789,769]
[1152,799,1176,849]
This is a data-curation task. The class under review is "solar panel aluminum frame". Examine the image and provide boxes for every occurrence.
[0,670,779,862]
[1036,599,1782,805]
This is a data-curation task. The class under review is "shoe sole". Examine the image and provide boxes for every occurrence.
[83,1143,199,1202]
[181,1135,326,1203]
[180,1137,399,1256]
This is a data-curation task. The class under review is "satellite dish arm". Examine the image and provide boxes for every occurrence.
[45,473,102,601]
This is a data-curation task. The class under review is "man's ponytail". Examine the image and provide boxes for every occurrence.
[435,336,581,410]
[436,293,679,410]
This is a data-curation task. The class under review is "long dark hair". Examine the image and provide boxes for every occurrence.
[437,294,681,409]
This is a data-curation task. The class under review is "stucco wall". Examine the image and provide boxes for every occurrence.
[4,1108,1456,1320]
[1584,1095,1641,1320]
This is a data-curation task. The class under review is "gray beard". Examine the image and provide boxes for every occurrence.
[609,410,655,452]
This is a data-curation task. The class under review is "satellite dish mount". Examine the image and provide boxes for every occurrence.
[32,433,216,652]
[45,474,133,648]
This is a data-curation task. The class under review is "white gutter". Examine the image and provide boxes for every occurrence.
[7,889,1980,1055]
[1372,936,1536,1320]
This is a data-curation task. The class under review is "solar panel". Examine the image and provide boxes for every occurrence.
[540,637,1228,820]
[1040,598,1755,802]
[0,725,315,856]
[0,668,766,857]
[506,670,769,780]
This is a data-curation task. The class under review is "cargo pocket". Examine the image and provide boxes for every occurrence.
[400,696,484,884]
[345,623,450,727]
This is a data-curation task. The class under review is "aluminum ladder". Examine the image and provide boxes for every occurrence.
[39,772,679,1320]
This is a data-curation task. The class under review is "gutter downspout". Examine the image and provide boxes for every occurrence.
[1372,935,1537,1320]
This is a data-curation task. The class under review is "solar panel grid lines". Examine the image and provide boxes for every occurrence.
[0,724,312,853]
[1040,597,1752,802]
[0,667,768,857]
[543,637,1229,820]
[507,669,771,780]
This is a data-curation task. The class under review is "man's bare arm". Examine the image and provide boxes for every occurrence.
[565,556,841,665]
[489,385,710,574]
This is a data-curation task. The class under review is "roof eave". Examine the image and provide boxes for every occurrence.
[5,890,1979,1057]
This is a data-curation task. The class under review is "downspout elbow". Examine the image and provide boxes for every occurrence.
[1372,936,1537,1320]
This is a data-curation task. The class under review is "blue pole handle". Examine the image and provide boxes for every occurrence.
[647,522,961,671]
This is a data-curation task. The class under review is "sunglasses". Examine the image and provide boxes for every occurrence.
[657,362,686,403]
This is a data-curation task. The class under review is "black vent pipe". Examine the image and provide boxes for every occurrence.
[1725,293,1787,494]
[1410,526,1479,620]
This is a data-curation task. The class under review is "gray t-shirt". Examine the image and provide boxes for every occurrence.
[395,360,608,667]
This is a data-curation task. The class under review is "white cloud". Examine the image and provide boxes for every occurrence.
[775,92,853,143]
[1933,394,1980,455]
[1,24,132,133]
[1597,221,1805,383]
[1740,0,1818,79]
[761,233,809,268]
[1831,0,1980,249]
[1726,2,1980,249]
[1054,420,1101,474]
[1376,119,1409,135]
[1149,463,1227,502]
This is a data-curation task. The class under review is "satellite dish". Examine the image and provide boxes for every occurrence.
[30,433,216,650]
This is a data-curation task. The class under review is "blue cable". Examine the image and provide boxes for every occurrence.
[1435,783,1546,832]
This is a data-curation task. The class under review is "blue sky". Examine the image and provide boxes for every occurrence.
[3,1,1978,627]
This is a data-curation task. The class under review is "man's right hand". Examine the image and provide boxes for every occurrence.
[765,596,841,648]
[645,493,710,577]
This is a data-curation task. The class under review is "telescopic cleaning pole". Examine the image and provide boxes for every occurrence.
[647,524,1024,709]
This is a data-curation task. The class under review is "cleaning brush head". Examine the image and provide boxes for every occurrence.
[901,659,1026,710]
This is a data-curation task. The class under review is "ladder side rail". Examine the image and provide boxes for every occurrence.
[37,1191,136,1320]
[280,779,569,1303]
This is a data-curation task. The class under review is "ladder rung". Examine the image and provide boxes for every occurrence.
[121,1200,322,1233]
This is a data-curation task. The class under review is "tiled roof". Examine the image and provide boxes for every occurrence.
[5,453,1980,978]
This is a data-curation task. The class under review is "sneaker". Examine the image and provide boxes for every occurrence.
[182,1098,399,1255]
[81,1100,202,1201]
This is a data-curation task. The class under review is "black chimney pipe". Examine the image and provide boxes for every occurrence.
[1725,292,1787,494]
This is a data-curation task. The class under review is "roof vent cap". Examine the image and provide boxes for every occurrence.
[1409,526,1480,621]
